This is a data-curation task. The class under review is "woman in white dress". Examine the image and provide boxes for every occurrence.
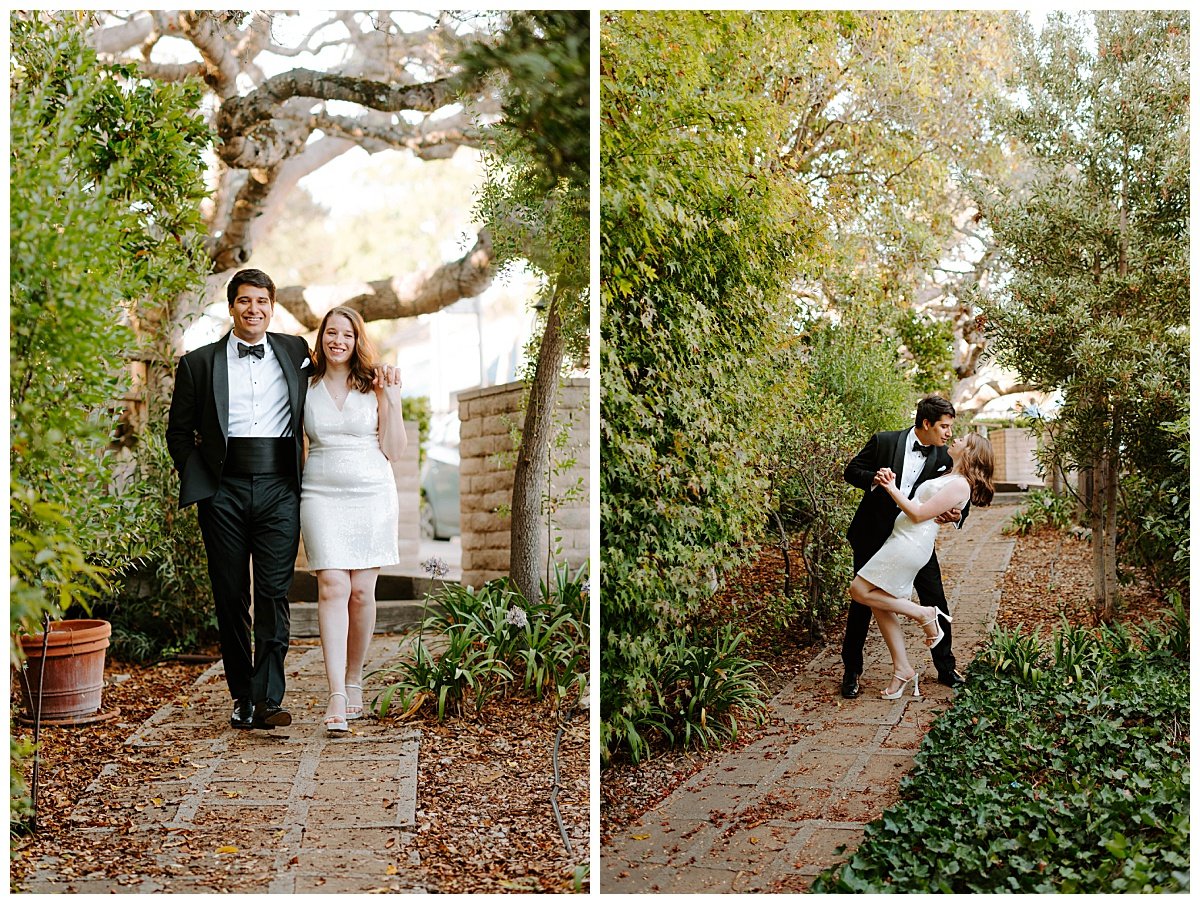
[849,432,994,699]
[301,306,407,735]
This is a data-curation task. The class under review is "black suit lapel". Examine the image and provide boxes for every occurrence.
[213,334,230,439]
[891,429,909,477]
[914,445,948,493]
[266,333,302,434]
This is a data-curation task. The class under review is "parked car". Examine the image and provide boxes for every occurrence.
[420,442,460,540]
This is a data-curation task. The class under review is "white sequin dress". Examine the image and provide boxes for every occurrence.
[856,474,968,600]
[300,381,399,571]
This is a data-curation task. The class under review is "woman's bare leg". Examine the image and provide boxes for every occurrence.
[317,569,352,720]
[345,567,379,715]
[851,576,941,646]
[872,610,916,695]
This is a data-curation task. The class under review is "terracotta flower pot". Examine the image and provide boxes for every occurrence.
[17,619,111,721]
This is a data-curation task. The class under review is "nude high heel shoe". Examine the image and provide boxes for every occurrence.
[881,672,921,700]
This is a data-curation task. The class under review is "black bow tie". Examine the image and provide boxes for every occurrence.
[238,342,265,359]
[912,440,933,457]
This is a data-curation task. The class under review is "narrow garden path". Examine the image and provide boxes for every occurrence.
[19,638,425,893]
[602,500,1019,893]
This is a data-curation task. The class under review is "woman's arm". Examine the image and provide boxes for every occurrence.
[374,373,408,461]
[881,474,969,524]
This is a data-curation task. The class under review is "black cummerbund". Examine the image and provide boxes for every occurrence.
[225,437,294,477]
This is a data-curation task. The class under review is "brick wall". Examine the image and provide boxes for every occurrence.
[457,378,589,589]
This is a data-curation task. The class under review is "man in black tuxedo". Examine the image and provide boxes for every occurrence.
[167,269,311,729]
[839,395,969,699]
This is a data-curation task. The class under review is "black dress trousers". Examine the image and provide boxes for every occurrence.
[840,544,957,679]
[196,474,300,705]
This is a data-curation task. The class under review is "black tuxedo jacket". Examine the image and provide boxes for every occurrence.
[844,429,970,559]
[166,331,312,507]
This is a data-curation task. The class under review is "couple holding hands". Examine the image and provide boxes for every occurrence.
[166,268,406,736]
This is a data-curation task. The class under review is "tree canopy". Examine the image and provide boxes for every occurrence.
[84,10,529,340]
[978,11,1189,617]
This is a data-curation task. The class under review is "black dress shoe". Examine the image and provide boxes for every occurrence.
[252,703,292,729]
[840,671,862,699]
[230,698,254,730]
[937,669,967,688]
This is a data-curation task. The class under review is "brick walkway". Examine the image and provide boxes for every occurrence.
[20,637,425,894]
[601,501,1018,893]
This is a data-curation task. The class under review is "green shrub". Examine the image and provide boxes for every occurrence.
[600,11,812,762]
[9,12,209,821]
[374,564,588,721]
[379,627,514,723]
[602,627,769,764]
[652,628,768,752]
[1120,416,1188,593]
[100,426,216,660]
[1004,487,1075,535]
[10,14,208,643]
[812,611,1190,893]
[764,322,916,639]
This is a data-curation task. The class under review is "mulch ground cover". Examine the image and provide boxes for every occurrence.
[10,644,589,893]
[600,522,1170,842]
[406,696,589,893]
[996,526,1164,635]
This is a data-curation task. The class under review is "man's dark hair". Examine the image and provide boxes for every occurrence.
[227,268,276,306]
[915,395,955,429]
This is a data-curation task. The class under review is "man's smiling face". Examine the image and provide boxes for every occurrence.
[229,284,273,343]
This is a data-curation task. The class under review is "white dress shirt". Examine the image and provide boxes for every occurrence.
[898,428,929,499]
[226,333,292,438]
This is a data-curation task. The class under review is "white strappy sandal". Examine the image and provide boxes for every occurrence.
[346,683,364,720]
[325,692,349,736]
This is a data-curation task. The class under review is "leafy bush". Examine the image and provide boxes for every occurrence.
[895,309,956,394]
[374,564,588,721]
[10,12,209,821]
[651,628,769,752]
[600,11,812,763]
[812,608,1189,893]
[1119,416,1188,594]
[764,323,917,639]
[603,628,769,766]
[10,14,208,644]
[100,427,216,660]
[1004,487,1075,535]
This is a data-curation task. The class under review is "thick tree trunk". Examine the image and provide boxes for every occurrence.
[1089,461,1107,623]
[1101,452,1120,622]
[509,288,566,607]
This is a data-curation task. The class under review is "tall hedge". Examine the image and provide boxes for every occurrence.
[10,14,209,650]
[600,11,821,760]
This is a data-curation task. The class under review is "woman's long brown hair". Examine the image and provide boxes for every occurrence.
[957,432,995,507]
[310,306,377,393]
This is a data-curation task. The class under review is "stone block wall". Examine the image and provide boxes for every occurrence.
[297,419,420,572]
[457,378,590,589]
[989,427,1044,489]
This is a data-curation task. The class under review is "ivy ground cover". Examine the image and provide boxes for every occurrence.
[813,611,1189,893]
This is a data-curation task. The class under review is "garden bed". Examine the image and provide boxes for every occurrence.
[811,603,1189,892]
